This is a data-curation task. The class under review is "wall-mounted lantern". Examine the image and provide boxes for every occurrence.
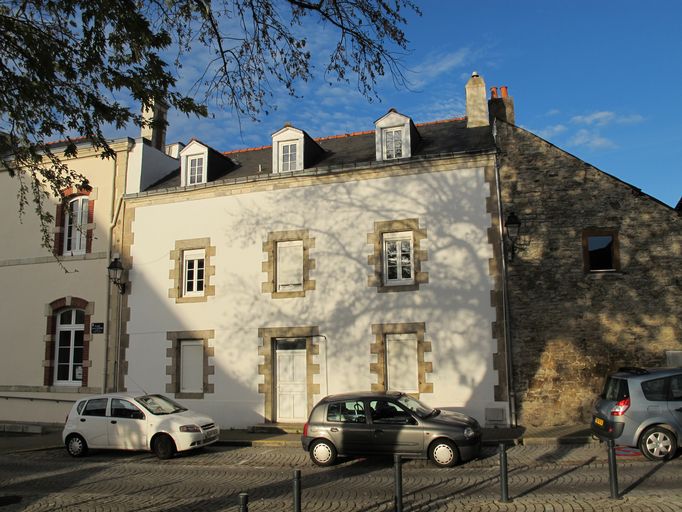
[504,212,521,262]
[107,257,126,294]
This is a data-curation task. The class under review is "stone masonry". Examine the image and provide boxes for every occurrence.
[495,120,682,427]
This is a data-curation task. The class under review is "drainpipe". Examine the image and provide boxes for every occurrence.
[492,119,518,428]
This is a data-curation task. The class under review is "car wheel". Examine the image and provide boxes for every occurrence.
[309,439,337,466]
[639,426,677,461]
[65,434,88,457]
[153,434,176,460]
[429,439,459,468]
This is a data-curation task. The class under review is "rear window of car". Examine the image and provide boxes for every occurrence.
[641,377,668,401]
[326,400,366,423]
[602,377,629,401]
[83,398,108,417]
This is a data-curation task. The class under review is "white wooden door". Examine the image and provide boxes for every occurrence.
[276,349,307,422]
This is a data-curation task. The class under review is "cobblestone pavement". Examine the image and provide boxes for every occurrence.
[0,444,680,511]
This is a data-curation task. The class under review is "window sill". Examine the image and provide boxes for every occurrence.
[584,270,624,279]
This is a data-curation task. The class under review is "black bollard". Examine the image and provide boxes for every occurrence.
[606,439,621,499]
[293,469,301,512]
[238,492,249,512]
[394,454,403,512]
[498,442,512,503]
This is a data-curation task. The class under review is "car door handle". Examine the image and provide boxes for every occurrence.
[330,427,339,432]
[80,418,86,422]
[110,420,117,424]
[676,407,682,412]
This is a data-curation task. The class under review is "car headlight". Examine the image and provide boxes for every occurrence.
[179,424,201,433]
[463,427,475,439]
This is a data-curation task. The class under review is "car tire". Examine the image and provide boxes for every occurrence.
[309,439,337,466]
[429,439,459,468]
[153,434,176,460]
[65,434,88,457]
[639,426,678,461]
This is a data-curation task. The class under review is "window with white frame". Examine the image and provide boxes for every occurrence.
[280,142,297,172]
[180,339,204,393]
[382,231,413,285]
[276,240,304,292]
[386,333,419,393]
[55,309,85,385]
[383,128,403,160]
[183,249,205,296]
[187,156,204,185]
[63,196,89,255]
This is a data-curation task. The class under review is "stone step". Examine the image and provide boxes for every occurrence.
[248,423,304,434]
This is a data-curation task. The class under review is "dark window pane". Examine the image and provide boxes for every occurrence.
[59,331,71,347]
[83,398,107,417]
[74,331,84,348]
[602,377,629,401]
[75,310,85,324]
[588,235,614,270]
[60,311,72,324]
[57,364,69,380]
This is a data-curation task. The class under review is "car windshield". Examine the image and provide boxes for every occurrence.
[397,394,435,419]
[135,394,187,415]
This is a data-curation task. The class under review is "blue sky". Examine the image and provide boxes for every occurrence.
[156,1,681,208]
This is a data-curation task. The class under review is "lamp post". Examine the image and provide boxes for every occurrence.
[504,212,521,262]
[107,257,126,391]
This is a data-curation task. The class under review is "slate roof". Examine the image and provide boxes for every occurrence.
[146,118,495,192]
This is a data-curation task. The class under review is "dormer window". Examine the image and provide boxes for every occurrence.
[280,142,298,172]
[375,109,420,162]
[188,156,204,184]
[384,128,403,160]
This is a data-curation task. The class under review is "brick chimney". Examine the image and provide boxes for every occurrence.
[465,72,489,128]
[140,100,168,151]
[489,85,515,125]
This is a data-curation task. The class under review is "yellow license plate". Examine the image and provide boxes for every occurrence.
[594,417,604,427]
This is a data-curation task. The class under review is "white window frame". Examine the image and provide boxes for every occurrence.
[382,231,414,286]
[383,127,403,160]
[280,142,298,172]
[187,155,205,185]
[276,240,304,292]
[180,339,204,393]
[386,333,419,393]
[63,196,88,255]
[182,249,205,297]
[54,309,85,385]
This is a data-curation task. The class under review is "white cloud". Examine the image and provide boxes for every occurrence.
[535,124,567,139]
[569,129,617,150]
[571,111,644,126]
[406,48,472,88]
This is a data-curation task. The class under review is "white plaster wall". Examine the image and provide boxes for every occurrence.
[126,139,179,194]
[126,164,503,428]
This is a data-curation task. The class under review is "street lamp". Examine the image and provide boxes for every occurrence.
[107,257,126,294]
[504,212,521,262]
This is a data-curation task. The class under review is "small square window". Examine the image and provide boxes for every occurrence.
[280,142,297,172]
[383,231,413,285]
[183,249,205,296]
[383,128,403,160]
[188,156,204,184]
[583,229,619,272]
[276,240,303,292]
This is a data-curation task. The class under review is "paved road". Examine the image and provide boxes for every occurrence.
[0,444,680,511]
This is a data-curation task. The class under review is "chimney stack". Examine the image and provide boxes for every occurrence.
[489,85,515,124]
[465,72,489,128]
[141,100,168,151]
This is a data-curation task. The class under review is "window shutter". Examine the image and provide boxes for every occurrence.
[386,333,419,392]
[180,340,203,393]
[276,241,303,291]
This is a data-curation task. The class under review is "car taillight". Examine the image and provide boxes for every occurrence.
[610,397,630,416]
[303,422,308,437]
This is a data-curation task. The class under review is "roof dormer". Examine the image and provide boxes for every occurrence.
[271,124,324,174]
[374,109,420,162]
[179,139,234,186]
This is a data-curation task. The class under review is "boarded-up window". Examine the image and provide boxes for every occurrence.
[276,241,304,291]
[386,333,419,392]
[180,340,203,393]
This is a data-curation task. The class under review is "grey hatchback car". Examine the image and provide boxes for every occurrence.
[301,391,481,468]
[591,367,682,460]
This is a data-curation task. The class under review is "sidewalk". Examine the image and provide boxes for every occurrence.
[0,423,596,454]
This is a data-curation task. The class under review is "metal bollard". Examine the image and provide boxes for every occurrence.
[606,439,621,499]
[498,442,512,503]
[394,454,403,512]
[238,492,249,512]
[293,469,301,512]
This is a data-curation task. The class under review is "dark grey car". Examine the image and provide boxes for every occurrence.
[591,367,682,460]
[301,391,481,468]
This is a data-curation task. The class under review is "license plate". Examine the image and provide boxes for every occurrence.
[594,417,604,427]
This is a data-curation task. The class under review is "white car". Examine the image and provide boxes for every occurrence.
[62,393,220,459]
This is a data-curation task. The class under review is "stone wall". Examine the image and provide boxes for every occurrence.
[495,121,682,426]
